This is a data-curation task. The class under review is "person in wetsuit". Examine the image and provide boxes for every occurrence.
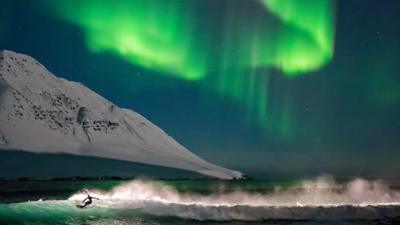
[77,191,100,208]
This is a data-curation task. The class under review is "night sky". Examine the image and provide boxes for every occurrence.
[1,0,399,178]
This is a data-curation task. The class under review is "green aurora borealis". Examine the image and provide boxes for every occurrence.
[47,0,206,80]
[262,0,335,74]
[44,0,335,132]
[2,0,400,177]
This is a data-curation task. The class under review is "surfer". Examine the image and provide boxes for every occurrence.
[77,190,100,208]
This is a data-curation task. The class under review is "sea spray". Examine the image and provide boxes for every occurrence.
[66,176,400,221]
[2,177,400,223]
[69,176,400,206]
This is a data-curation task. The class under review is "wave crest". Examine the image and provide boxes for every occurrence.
[67,176,400,221]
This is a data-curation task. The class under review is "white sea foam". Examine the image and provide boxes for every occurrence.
[68,177,400,221]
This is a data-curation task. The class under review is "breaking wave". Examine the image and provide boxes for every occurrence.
[2,176,400,223]
[67,176,400,221]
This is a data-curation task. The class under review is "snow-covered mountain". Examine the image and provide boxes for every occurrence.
[0,50,242,179]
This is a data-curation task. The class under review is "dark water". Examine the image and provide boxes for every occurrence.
[1,178,399,225]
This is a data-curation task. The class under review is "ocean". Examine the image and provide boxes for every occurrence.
[1,177,400,225]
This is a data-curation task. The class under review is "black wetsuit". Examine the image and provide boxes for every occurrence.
[79,195,98,208]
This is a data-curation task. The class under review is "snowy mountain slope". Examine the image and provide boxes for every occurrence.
[0,50,242,179]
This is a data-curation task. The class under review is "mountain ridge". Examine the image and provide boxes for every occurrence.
[0,50,242,179]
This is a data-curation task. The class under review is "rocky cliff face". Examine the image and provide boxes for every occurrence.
[0,50,242,179]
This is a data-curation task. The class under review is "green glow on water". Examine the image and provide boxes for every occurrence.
[0,201,110,223]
